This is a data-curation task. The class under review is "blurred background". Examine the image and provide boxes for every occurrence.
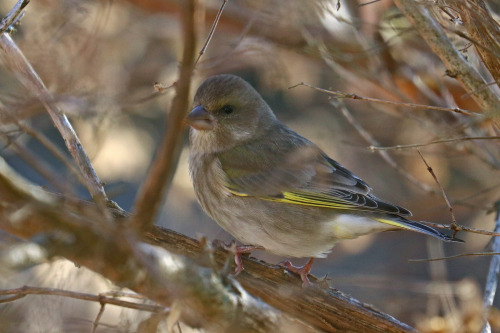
[1,0,500,331]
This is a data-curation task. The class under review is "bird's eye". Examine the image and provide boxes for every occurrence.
[221,105,234,114]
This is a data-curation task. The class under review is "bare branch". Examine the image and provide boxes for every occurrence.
[194,0,228,67]
[419,221,500,237]
[291,82,481,116]
[14,120,86,187]
[393,0,500,118]
[0,33,109,206]
[0,0,29,34]
[0,286,167,313]
[370,136,500,151]
[0,157,415,333]
[482,203,500,333]
[91,302,106,333]
[417,150,458,235]
[0,135,70,193]
[132,0,197,230]
[409,252,500,263]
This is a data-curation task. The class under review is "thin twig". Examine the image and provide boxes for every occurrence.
[333,101,437,194]
[0,135,70,193]
[419,221,500,237]
[194,0,228,67]
[409,252,500,263]
[0,33,110,208]
[417,150,458,236]
[371,136,500,151]
[14,121,87,187]
[290,82,480,116]
[0,286,167,313]
[0,0,29,34]
[482,203,500,333]
[462,80,500,100]
[444,27,500,62]
[91,300,106,333]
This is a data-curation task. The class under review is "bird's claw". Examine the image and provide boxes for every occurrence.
[280,258,315,287]
[212,240,263,274]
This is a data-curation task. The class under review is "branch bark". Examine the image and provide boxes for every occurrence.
[0,12,110,207]
[393,0,500,118]
[132,0,197,230]
[0,156,414,332]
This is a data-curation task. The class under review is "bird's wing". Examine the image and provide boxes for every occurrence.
[218,127,411,217]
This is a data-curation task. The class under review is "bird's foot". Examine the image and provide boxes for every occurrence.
[281,258,315,287]
[213,240,263,275]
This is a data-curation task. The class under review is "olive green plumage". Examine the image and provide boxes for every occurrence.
[187,74,461,259]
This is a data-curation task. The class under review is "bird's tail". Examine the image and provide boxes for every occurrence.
[375,216,464,243]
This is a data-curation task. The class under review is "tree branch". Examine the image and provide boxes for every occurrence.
[0,15,109,206]
[481,203,500,333]
[132,0,197,230]
[392,0,500,118]
[0,156,415,332]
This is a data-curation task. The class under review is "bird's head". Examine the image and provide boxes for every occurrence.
[186,74,276,153]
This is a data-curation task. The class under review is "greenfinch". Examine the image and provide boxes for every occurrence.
[186,74,462,286]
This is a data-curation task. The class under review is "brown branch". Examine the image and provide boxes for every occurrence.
[419,221,500,237]
[290,82,480,116]
[0,0,29,34]
[0,286,167,313]
[370,136,500,151]
[0,135,70,193]
[453,0,500,85]
[417,150,458,235]
[194,0,228,67]
[132,0,197,230]
[392,0,500,119]
[0,157,415,333]
[0,24,109,206]
[0,157,308,332]
[146,228,416,333]
[92,302,106,333]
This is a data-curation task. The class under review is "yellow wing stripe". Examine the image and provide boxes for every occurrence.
[279,192,357,209]
[374,218,410,230]
[228,186,370,211]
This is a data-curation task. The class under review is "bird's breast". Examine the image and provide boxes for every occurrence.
[189,153,231,218]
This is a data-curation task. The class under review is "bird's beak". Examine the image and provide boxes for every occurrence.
[186,105,215,130]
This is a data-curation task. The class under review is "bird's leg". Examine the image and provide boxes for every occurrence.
[213,240,263,275]
[281,258,315,287]
[232,244,263,275]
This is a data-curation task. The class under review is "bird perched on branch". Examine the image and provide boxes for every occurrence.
[186,74,462,286]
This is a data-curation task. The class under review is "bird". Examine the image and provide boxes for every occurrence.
[186,74,463,286]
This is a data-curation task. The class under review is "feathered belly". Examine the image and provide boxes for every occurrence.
[189,153,393,258]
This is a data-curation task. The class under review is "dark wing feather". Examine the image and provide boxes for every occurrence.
[218,124,411,217]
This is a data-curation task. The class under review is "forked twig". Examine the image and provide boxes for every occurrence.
[0,286,167,313]
[419,221,500,237]
[417,150,458,235]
